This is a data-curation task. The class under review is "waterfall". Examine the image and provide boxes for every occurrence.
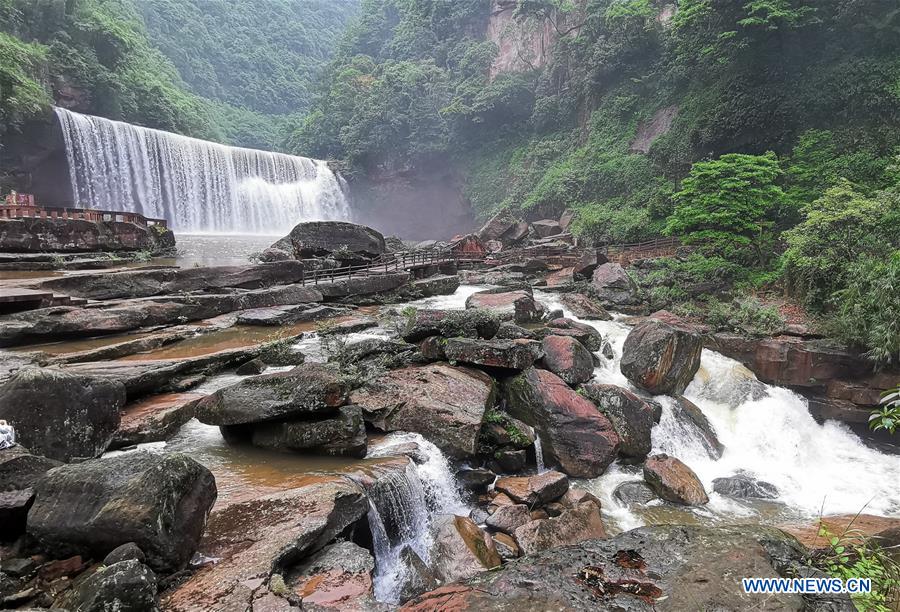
[533,431,546,473]
[367,432,468,603]
[532,290,900,526]
[54,108,351,234]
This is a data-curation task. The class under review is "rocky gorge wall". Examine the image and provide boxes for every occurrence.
[0,112,74,207]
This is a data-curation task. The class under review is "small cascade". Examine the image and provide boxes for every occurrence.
[532,289,900,525]
[54,107,351,233]
[533,432,546,473]
[0,420,15,450]
[366,433,468,603]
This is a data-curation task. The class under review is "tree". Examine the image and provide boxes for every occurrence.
[665,152,785,265]
[782,179,896,308]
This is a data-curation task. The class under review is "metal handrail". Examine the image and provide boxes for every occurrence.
[0,203,168,228]
[298,248,485,286]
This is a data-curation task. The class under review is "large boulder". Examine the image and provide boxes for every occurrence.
[477,211,519,243]
[572,249,607,280]
[0,216,173,254]
[350,363,496,458]
[443,337,543,371]
[0,447,61,540]
[620,313,703,395]
[268,221,386,259]
[513,501,606,555]
[494,471,569,507]
[465,289,546,324]
[249,406,367,458]
[28,452,216,572]
[195,363,347,426]
[671,395,724,459]
[53,559,159,612]
[540,318,604,351]
[402,308,500,342]
[591,263,639,306]
[502,368,620,477]
[643,454,709,506]
[579,384,657,461]
[530,219,562,238]
[401,524,808,611]
[0,367,124,462]
[161,477,367,611]
[559,293,611,320]
[541,335,594,385]
[485,504,531,535]
[429,515,501,583]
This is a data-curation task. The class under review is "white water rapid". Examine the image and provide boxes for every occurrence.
[529,290,900,531]
[54,108,351,233]
[366,433,468,603]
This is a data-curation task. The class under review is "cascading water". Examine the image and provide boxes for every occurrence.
[366,433,468,603]
[532,290,900,529]
[54,107,351,233]
[533,430,546,473]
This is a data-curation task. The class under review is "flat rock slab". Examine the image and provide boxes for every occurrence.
[111,392,205,449]
[402,525,807,611]
[161,477,367,612]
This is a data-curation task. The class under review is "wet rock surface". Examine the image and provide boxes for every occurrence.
[464,288,545,324]
[591,263,639,307]
[428,515,501,583]
[196,363,347,426]
[351,363,496,458]
[494,471,569,507]
[540,334,594,385]
[580,384,657,461]
[0,367,124,462]
[268,221,387,260]
[513,500,606,555]
[503,368,620,477]
[713,474,779,500]
[443,337,543,371]
[402,308,500,343]
[643,453,709,506]
[559,292,611,320]
[287,540,376,610]
[249,405,367,458]
[401,525,807,611]
[162,477,367,612]
[28,452,216,572]
[621,312,703,395]
[53,559,159,612]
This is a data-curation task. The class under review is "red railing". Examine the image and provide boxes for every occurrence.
[0,201,167,228]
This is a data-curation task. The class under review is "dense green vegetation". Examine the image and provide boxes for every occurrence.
[292,0,900,364]
[0,0,357,150]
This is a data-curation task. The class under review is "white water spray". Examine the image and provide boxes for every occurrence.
[366,433,468,603]
[533,290,900,527]
[54,107,351,233]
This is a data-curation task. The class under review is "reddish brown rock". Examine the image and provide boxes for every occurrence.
[545,267,574,288]
[429,515,501,583]
[543,317,604,351]
[477,211,519,242]
[111,392,203,450]
[485,504,531,535]
[541,335,594,385]
[620,312,703,395]
[287,541,375,609]
[643,454,708,506]
[559,292,611,321]
[494,471,569,507]
[580,383,657,460]
[591,263,639,306]
[753,336,869,387]
[350,363,496,458]
[161,477,367,612]
[572,249,607,280]
[465,289,546,324]
[195,363,347,426]
[503,368,620,477]
[443,337,543,371]
[513,501,607,555]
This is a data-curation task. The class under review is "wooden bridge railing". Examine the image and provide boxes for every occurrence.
[298,248,485,286]
[0,202,167,229]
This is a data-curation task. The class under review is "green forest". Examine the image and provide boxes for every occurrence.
[288,0,900,365]
[0,0,356,149]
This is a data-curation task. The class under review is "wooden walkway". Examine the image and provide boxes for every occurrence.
[298,248,485,286]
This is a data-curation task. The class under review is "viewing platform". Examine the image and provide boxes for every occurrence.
[1,194,168,229]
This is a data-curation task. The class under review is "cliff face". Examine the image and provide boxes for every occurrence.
[0,112,74,207]
[486,0,586,79]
